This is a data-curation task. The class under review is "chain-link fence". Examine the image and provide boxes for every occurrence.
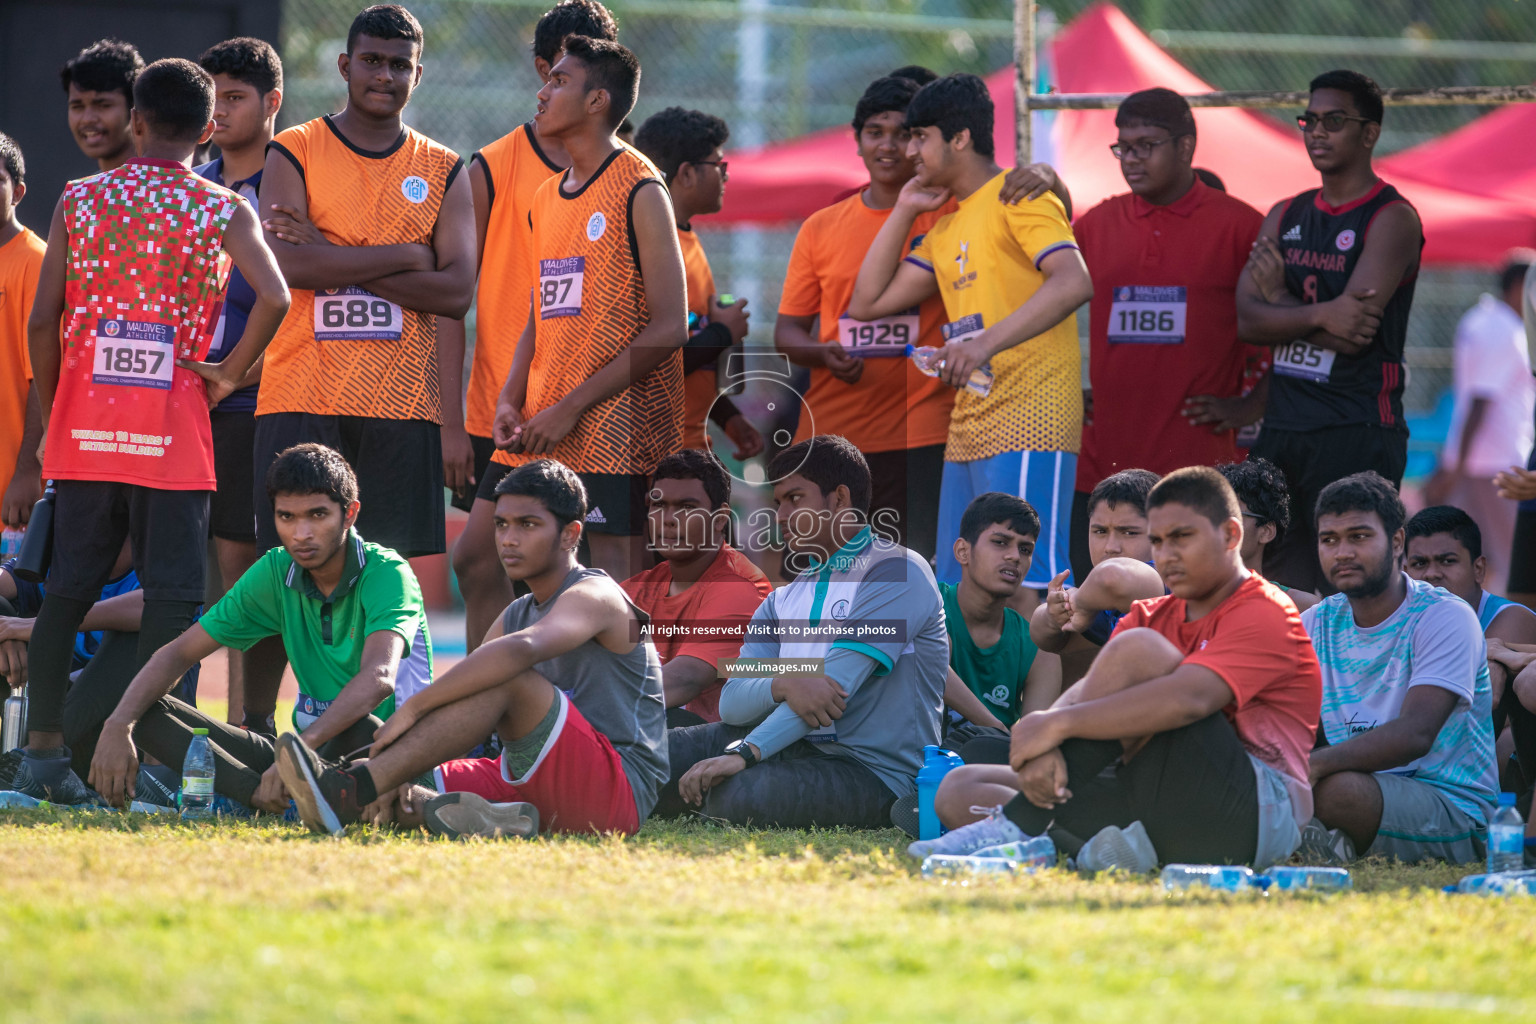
[279,0,1536,440]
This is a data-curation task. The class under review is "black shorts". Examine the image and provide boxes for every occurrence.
[49,480,209,603]
[864,444,944,563]
[577,471,649,536]
[252,413,445,557]
[1509,509,1536,594]
[209,409,257,543]
[1251,422,1407,594]
[470,435,515,505]
[452,434,502,512]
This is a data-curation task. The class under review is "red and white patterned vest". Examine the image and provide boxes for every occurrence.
[44,158,238,489]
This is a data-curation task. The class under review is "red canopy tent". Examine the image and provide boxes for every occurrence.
[1381,101,1536,206]
[716,3,1536,266]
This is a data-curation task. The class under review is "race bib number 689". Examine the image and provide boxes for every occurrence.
[314,286,403,341]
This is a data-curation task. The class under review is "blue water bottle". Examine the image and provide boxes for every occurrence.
[916,745,965,840]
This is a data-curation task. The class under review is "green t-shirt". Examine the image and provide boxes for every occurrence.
[200,530,432,727]
[939,581,1037,727]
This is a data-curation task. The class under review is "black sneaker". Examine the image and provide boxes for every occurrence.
[11,750,102,805]
[0,748,23,790]
[422,791,539,840]
[889,795,921,839]
[273,733,362,836]
[129,765,180,811]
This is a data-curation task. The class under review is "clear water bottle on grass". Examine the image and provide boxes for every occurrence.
[971,835,1058,870]
[905,345,994,397]
[921,855,1021,880]
[1488,792,1524,874]
[1454,869,1536,895]
[1268,866,1352,892]
[179,728,214,820]
[1160,864,1268,892]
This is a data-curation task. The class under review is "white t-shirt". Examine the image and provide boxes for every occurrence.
[1302,575,1497,823]
[1443,293,1535,476]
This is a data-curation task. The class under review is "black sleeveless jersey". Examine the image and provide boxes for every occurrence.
[1266,181,1420,433]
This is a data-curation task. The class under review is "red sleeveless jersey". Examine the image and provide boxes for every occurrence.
[44,159,238,489]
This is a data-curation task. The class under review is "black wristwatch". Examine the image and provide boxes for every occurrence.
[725,739,760,768]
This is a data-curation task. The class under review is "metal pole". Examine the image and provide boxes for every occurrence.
[1027,83,1536,110]
[1014,0,1035,166]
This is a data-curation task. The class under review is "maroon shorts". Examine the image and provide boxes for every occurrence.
[434,692,640,835]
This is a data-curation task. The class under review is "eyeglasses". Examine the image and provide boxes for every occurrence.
[1296,112,1375,133]
[1109,136,1183,161]
[693,158,729,176]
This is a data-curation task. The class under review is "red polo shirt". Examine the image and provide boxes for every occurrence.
[1074,179,1263,489]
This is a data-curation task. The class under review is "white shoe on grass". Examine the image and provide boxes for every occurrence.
[906,806,1029,860]
[1077,821,1158,874]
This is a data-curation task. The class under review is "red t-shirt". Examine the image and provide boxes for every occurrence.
[1074,180,1264,488]
[1112,573,1320,789]
[620,544,772,722]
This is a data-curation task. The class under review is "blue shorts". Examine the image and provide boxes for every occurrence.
[936,450,1076,587]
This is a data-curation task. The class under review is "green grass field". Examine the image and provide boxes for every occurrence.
[0,810,1530,1023]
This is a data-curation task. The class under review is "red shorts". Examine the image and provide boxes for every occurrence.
[434,692,640,836]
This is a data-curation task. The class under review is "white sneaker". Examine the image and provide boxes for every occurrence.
[1077,821,1158,874]
[906,805,1029,860]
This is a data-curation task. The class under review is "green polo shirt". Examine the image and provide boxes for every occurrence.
[939,581,1037,727]
[200,530,433,727]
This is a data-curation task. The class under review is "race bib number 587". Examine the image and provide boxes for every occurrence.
[93,320,174,390]
[539,257,586,320]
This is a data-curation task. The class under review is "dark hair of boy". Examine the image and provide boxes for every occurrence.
[266,443,360,507]
[60,39,144,103]
[887,64,938,87]
[1500,251,1535,295]
[1404,505,1482,561]
[1146,466,1242,529]
[495,458,589,529]
[958,492,1040,547]
[904,73,995,158]
[132,59,216,143]
[1086,468,1160,518]
[1216,457,1291,541]
[1115,86,1196,139]
[635,107,729,184]
[0,133,24,190]
[767,435,872,514]
[650,449,731,512]
[1193,167,1226,191]
[1314,470,1405,537]
[852,75,920,135]
[560,34,641,127]
[533,0,618,65]
[198,36,284,96]
[347,4,424,56]
[1309,69,1385,124]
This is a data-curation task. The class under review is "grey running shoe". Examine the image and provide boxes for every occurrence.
[423,792,539,840]
[12,749,101,805]
[1077,821,1159,874]
[906,806,1029,860]
[1297,818,1356,865]
[274,733,360,836]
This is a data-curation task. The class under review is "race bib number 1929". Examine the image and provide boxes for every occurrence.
[838,308,920,357]
[1272,340,1336,383]
[314,286,403,341]
[93,319,174,390]
[539,257,586,320]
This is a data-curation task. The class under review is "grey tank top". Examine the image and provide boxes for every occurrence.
[501,566,668,820]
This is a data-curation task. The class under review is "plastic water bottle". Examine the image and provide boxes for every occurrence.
[1487,792,1524,874]
[916,745,965,840]
[1454,869,1536,895]
[1268,866,1352,892]
[921,855,1021,879]
[972,835,1057,869]
[0,791,45,809]
[179,728,215,819]
[0,528,22,560]
[905,344,994,397]
[1160,864,1269,892]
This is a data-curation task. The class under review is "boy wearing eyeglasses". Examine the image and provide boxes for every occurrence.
[1043,88,1264,586]
[1236,69,1424,595]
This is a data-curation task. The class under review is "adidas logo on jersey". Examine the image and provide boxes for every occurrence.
[1281,225,1301,242]
[585,506,607,524]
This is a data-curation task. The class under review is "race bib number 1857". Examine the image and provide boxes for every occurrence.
[314,286,403,341]
[539,257,586,320]
[93,319,174,390]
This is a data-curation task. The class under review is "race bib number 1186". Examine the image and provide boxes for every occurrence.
[93,319,174,390]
